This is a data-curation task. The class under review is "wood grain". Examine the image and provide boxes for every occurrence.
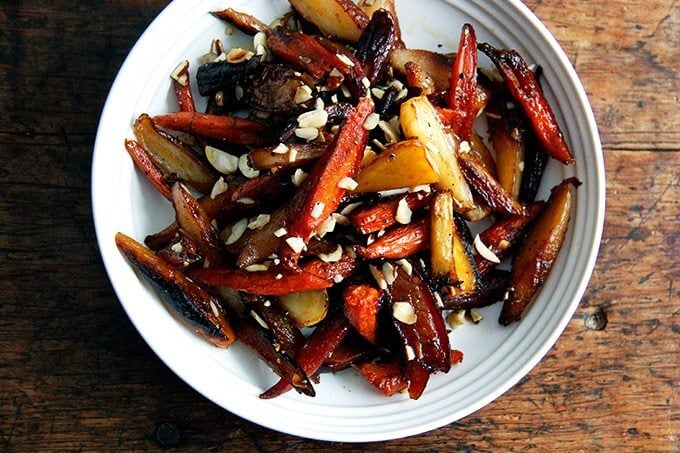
[0,0,678,451]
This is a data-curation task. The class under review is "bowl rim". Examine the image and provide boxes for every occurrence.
[91,0,605,442]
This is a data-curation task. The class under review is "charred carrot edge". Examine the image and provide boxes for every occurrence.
[343,284,382,344]
[518,134,548,204]
[355,361,408,397]
[355,9,397,84]
[357,218,429,260]
[115,232,235,348]
[153,112,268,146]
[260,314,350,399]
[447,23,478,140]
[478,43,575,164]
[211,8,270,35]
[235,316,314,396]
[458,153,522,216]
[124,139,173,200]
[171,183,224,267]
[350,193,432,235]
[171,60,197,113]
[280,97,374,269]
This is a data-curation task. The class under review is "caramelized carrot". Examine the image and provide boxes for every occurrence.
[390,270,450,374]
[153,112,268,146]
[325,333,375,372]
[479,43,575,164]
[171,183,224,267]
[355,361,408,396]
[124,139,172,200]
[115,233,235,348]
[447,24,478,140]
[260,314,350,398]
[266,27,349,80]
[350,193,432,235]
[475,202,544,276]
[499,179,577,324]
[235,316,314,396]
[190,255,357,296]
[343,284,382,344]
[253,300,305,357]
[356,218,429,260]
[441,269,510,310]
[458,153,523,216]
[280,97,374,269]
[171,60,197,113]
[355,9,396,84]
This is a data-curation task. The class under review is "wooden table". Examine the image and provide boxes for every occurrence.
[1,0,678,450]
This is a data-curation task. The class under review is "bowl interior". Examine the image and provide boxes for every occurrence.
[92,0,604,442]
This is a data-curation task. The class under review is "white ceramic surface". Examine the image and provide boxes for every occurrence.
[92,0,604,442]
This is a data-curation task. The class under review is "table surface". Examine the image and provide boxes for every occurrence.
[1,0,678,450]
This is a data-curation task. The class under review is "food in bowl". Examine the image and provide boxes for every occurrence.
[115,0,577,400]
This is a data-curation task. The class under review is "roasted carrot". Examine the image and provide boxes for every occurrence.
[190,255,357,296]
[458,153,523,216]
[350,192,432,235]
[355,9,396,84]
[479,43,575,164]
[499,179,577,325]
[115,232,235,348]
[152,112,268,146]
[171,60,197,113]
[441,269,510,310]
[171,183,224,267]
[252,300,305,357]
[235,315,314,396]
[355,361,408,396]
[280,97,374,269]
[124,139,173,200]
[211,8,270,35]
[343,284,382,344]
[325,333,375,372]
[260,313,350,398]
[145,173,293,251]
[474,202,544,276]
[390,269,450,373]
[447,24,478,140]
[266,27,349,80]
[357,218,429,260]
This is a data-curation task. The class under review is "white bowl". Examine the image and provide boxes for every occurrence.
[92,0,604,442]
